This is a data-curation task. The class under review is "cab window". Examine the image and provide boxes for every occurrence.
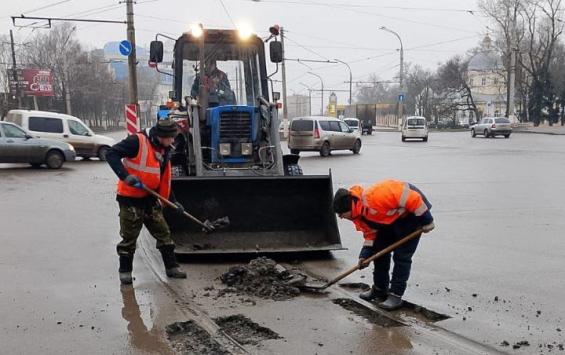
[68,120,90,136]
[339,121,350,132]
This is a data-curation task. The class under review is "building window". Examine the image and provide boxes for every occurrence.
[481,78,487,86]
[494,77,499,85]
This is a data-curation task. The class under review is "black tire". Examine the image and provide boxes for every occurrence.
[423,136,428,142]
[98,146,110,161]
[352,139,362,154]
[471,129,476,137]
[484,129,489,138]
[320,142,330,157]
[368,127,373,135]
[504,134,510,139]
[290,149,300,155]
[401,136,406,142]
[30,163,42,168]
[45,150,64,169]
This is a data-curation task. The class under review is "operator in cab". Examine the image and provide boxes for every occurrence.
[191,58,236,106]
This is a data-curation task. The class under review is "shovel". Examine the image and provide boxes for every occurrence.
[140,184,229,233]
[300,228,423,291]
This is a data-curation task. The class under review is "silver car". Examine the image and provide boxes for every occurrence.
[0,121,76,169]
[288,116,362,157]
[471,117,512,138]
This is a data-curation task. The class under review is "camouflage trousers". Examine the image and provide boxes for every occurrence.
[117,204,175,256]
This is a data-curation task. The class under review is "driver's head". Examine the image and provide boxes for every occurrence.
[205,59,217,74]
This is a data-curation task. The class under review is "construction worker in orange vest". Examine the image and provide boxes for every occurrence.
[106,119,187,285]
[333,180,435,310]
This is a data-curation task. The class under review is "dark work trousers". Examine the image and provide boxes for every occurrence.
[371,214,422,296]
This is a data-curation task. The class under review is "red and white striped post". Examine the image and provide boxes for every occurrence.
[124,104,139,135]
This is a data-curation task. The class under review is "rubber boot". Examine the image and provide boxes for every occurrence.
[359,286,387,302]
[119,254,133,285]
[159,245,187,279]
[378,293,403,311]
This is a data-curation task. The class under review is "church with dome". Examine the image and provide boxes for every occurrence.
[466,35,507,120]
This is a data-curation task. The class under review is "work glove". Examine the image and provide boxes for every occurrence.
[124,175,142,188]
[173,202,185,215]
[358,258,369,270]
[422,222,435,233]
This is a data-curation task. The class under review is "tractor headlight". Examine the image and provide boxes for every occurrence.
[241,143,253,155]
[219,143,231,156]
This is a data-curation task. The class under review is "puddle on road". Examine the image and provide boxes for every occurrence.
[166,321,229,355]
[214,314,281,345]
[333,298,404,327]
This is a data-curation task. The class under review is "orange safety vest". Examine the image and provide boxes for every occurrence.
[349,180,429,245]
[116,133,171,199]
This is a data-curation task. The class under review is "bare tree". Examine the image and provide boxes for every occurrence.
[355,74,397,104]
[517,0,564,125]
[433,56,479,123]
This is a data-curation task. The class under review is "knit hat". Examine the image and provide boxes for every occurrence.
[154,119,178,137]
[333,188,352,214]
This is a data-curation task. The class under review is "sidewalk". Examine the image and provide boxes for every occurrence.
[512,123,565,135]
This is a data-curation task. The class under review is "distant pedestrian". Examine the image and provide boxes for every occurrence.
[106,119,187,285]
[333,180,435,310]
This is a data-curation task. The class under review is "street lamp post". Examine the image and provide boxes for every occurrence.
[380,26,404,121]
[334,58,352,105]
[308,72,324,115]
[300,82,313,116]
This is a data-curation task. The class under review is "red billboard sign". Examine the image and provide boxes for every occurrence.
[22,69,54,96]
[10,69,54,97]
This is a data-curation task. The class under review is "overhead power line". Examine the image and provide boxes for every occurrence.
[20,0,73,15]
[218,0,237,27]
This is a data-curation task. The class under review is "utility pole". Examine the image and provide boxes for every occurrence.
[9,30,22,109]
[507,6,517,123]
[300,82,313,116]
[280,27,289,137]
[126,0,139,108]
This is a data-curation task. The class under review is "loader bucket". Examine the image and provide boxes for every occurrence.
[165,174,343,254]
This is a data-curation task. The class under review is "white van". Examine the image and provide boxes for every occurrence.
[401,116,429,142]
[4,110,115,160]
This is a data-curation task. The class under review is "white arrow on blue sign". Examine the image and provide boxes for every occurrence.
[119,40,132,56]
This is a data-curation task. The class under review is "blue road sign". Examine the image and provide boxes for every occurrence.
[119,40,132,56]
[398,93,405,102]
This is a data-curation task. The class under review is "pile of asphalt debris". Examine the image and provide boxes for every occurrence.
[220,257,307,301]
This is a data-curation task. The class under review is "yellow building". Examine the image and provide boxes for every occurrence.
[467,35,507,118]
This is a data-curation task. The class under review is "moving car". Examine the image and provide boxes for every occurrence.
[401,116,429,142]
[288,116,362,157]
[471,117,512,138]
[4,110,115,160]
[0,121,76,169]
[343,117,362,137]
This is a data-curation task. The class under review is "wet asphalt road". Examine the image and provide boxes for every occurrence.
[1,130,564,354]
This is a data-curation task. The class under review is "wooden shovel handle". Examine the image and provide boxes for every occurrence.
[141,185,211,230]
[325,228,424,288]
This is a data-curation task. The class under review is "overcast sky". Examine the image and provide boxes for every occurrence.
[2,0,491,110]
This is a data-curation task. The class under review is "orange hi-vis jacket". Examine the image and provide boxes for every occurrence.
[349,180,431,247]
[116,133,171,199]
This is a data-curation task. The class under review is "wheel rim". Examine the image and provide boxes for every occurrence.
[99,147,108,160]
[484,130,488,137]
[47,153,63,168]
[322,143,329,156]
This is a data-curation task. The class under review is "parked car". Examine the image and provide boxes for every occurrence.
[401,116,429,142]
[343,117,362,137]
[288,116,362,157]
[4,110,115,160]
[0,121,76,169]
[470,117,512,138]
